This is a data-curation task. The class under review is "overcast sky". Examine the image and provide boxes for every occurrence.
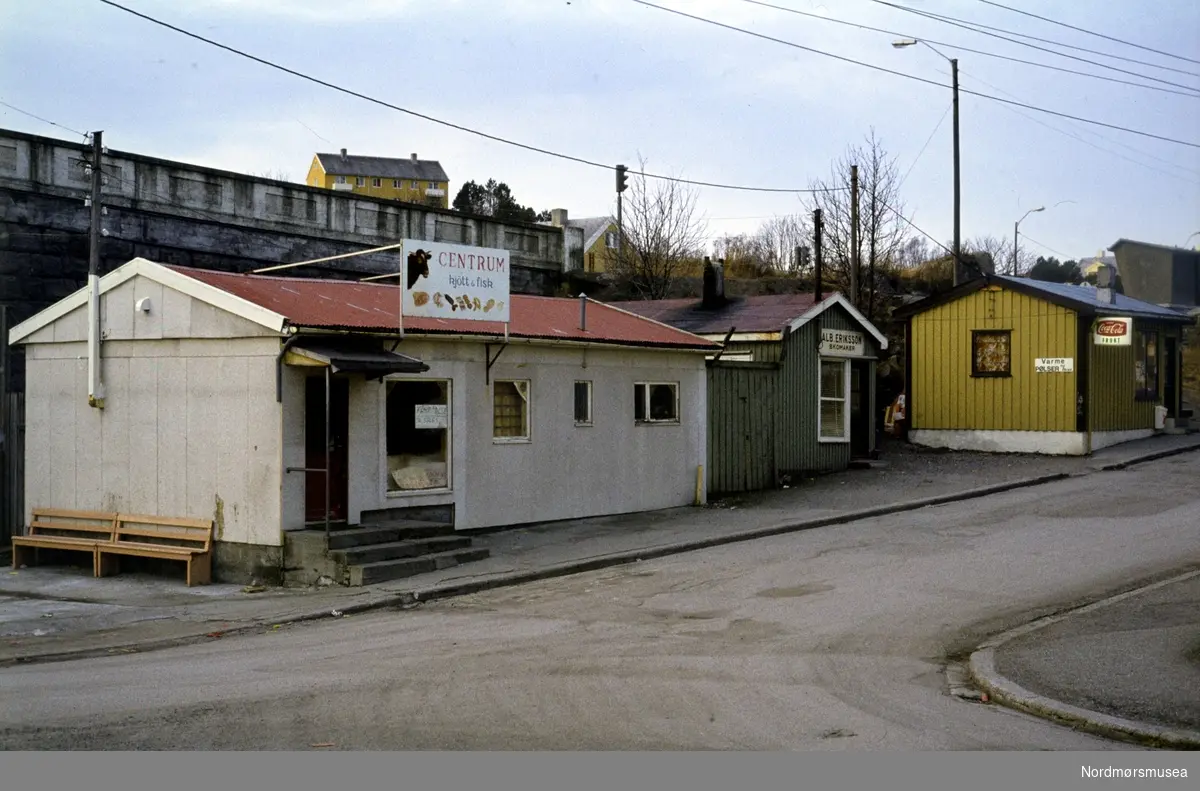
[2,0,1197,262]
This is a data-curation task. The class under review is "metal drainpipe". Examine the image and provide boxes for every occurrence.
[275,333,305,403]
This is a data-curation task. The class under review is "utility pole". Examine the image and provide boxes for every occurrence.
[850,164,860,309]
[951,57,961,285]
[813,208,823,302]
[87,131,105,408]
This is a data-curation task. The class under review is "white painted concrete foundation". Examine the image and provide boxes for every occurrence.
[909,428,1157,456]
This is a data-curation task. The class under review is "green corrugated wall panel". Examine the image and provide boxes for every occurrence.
[706,363,777,495]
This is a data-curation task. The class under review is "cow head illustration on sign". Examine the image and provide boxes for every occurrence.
[406,249,430,289]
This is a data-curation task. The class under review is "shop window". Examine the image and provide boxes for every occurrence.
[634,382,679,423]
[385,380,450,493]
[971,330,1012,377]
[493,380,530,441]
[1135,330,1158,400]
[819,359,849,442]
[574,381,592,425]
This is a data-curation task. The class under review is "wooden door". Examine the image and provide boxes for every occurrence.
[305,375,350,523]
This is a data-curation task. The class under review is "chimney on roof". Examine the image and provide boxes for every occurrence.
[411,153,418,163]
[550,208,569,227]
[340,148,347,160]
[579,293,588,331]
[1096,263,1117,304]
[702,256,726,309]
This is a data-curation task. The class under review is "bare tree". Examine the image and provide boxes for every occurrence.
[894,236,934,269]
[252,169,293,182]
[713,233,770,277]
[756,213,811,273]
[612,157,708,300]
[803,129,908,318]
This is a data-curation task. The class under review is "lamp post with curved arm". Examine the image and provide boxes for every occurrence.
[1013,206,1045,275]
[893,38,960,281]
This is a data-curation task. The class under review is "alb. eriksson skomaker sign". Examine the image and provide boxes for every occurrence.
[401,239,511,323]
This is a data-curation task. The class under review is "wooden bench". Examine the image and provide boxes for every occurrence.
[97,513,214,587]
[11,509,119,576]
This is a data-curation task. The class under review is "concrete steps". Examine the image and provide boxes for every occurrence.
[332,536,472,566]
[326,520,456,550]
[349,547,491,586]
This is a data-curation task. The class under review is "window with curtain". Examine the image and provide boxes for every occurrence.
[493,380,530,440]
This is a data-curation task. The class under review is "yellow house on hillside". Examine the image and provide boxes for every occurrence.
[895,272,1191,455]
[306,149,449,208]
[567,216,619,273]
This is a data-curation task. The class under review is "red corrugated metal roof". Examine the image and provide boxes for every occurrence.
[608,292,833,334]
[168,266,718,350]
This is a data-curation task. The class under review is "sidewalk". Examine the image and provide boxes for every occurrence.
[3,432,1199,667]
[971,570,1200,749]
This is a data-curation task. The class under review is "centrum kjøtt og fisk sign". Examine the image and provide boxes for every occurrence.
[401,239,511,323]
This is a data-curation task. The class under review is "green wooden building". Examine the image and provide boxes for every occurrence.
[610,265,888,495]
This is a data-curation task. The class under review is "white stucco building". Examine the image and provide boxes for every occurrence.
[8,258,715,584]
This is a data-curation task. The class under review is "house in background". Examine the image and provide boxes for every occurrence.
[1078,252,1118,280]
[1109,238,1200,315]
[307,149,450,208]
[611,261,888,494]
[567,216,619,274]
[896,269,1192,456]
[9,257,715,586]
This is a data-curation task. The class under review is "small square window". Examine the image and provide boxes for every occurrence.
[634,382,679,423]
[574,381,592,425]
[411,180,419,189]
[493,380,530,441]
[355,177,366,187]
[971,330,1012,377]
[372,177,382,188]
[334,175,347,184]
[393,179,401,188]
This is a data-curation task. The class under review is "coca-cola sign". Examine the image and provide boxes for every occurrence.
[1093,317,1132,346]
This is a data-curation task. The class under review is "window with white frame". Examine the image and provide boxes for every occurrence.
[385,379,451,492]
[634,382,679,423]
[818,359,849,441]
[574,381,592,425]
[393,179,402,188]
[372,177,382,188]
[493,380,530,441]
[605,231,618,249]
[335,175,347,184]
[355,177,366,187]
[411,180,419,189]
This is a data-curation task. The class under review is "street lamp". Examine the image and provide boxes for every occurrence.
[1013,206,1044,275]
[894,38,960,282]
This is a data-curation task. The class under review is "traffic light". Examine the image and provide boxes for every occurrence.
[616,164,628,193]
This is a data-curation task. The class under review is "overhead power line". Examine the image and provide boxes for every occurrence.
[631,1,1199,149]
[865,0,1200,93]
[95,0,841,195]
[969,0,1200,67]
[737,0,1199,98]
[0,100,89,138]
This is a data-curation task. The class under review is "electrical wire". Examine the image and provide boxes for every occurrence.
[969,0,1200,67]
[736,0,1199,99]
[866,0,1200,89]
[631,0,1199,149]
[959,69,1200,183]
[94,0,843,195]
[1016,231,1069,260]
[0,100,89,138]
[898,102,951,189]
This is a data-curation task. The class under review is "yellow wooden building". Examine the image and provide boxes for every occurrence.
[896,273,1192,455]
[306,149,449,207]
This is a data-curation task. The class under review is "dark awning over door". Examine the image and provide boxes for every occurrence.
[285,338,429,378]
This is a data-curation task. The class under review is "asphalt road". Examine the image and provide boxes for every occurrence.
[1,453,1198,750]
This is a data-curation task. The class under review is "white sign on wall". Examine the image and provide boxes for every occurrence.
[819,328,865,357]
[401,239,511,323]
[1093,316,1132,346]
[1035,357,1074,373]
[413,404,449,430]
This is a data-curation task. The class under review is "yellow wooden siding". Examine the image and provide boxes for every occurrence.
[911,286,1077,431]
[305,157,324,188]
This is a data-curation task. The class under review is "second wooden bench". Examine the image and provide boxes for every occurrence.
[97,514,215,586]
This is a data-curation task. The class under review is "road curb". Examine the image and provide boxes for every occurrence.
[967,570,1200,750]
[1094,438,1200,471]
